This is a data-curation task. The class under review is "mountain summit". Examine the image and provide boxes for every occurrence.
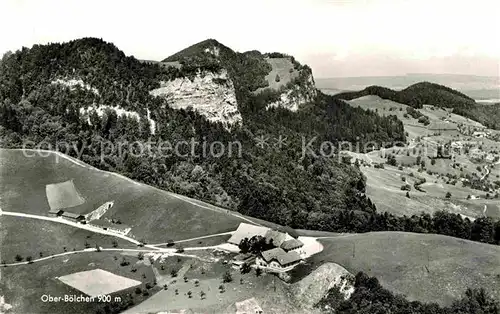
[151,38,318,125]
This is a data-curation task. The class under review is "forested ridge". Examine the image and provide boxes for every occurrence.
[335,82,500,129]
[317,272,499,314]
[1,38,499,246]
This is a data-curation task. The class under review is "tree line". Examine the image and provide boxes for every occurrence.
[317,272,499,314]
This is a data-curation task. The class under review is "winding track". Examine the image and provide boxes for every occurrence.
[0,209,236,266]
[0,209,142,246]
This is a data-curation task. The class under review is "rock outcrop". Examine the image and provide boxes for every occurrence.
[291,262,354,309]
[266,71,317,112]
[52,78,99,95]
[150,70,241,128]
[79,105,156,135]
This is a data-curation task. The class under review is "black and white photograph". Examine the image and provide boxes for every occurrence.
[0,0,499,313]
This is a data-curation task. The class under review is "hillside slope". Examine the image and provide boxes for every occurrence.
[0,149,256,243]
[309,232,500,306]
[335,82,500,129]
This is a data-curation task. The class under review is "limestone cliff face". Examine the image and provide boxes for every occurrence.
[149,70,241,127]
[291,262,354,309]
[52,78,100,95]
[79,105,156,135]
[266,71,317,112]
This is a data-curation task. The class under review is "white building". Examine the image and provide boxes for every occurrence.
[256,247,302,271]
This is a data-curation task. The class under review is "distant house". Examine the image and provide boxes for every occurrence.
[256,247,302,270]
[61,211,85,222]
[280,238,304,252]
[450,141,463,151]
[48,208,64,217]
[231,253,256,270]
[473,131,487,138]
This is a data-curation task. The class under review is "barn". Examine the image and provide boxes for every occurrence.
[280,238,304,252]
[61,211,85,222]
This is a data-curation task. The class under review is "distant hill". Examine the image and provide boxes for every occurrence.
[163,39,229,63]
[316,74,500,99]
[335,82,500,129]
[335,82,475,108]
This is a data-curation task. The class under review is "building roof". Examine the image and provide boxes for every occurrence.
[62,211,84,219]
[227,223,270,245]
[280,239,304,251]
[277,251,301,266]
[261,247,286,263]
[264,229,288,246]
[48,208,64,214]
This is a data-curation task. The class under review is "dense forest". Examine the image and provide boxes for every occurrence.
[1,38,499,246]
[335,82,500,129]
[316,272,499,314]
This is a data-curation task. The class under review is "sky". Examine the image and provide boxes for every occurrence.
[1,0,499,77]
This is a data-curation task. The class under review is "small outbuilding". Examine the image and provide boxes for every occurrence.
[280,238,304,252]
[48,208,64,217]
[61,211,85,222]
[231,253,256,270]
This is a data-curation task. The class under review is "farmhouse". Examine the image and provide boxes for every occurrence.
[228,223,297,247]
[227,222,305,270]
[275,251,302,268]
[256,247,302,270]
